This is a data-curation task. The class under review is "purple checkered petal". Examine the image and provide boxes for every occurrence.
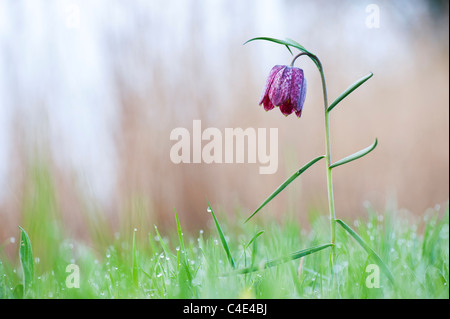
[297,75,307,116]
[290,68,305,113]
[269,66,292,106]
[259,65,285,105]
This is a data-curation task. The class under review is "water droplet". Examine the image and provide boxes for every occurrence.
[207,207,212,213]
[157,273,163,278]
[199,230,204,234]
[34,257,40,264]
[9,237,15,243]
[106,254,111,258]
[134,228,138,232]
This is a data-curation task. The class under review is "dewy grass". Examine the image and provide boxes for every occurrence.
[0,205,448,299]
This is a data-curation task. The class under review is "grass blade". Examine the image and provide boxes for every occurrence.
[174,209,186,253]
[336,219,394,284]
[232,243,333,275]
[245,155,325,223]
[18,226,34,296]
[132,229,139,287]
[246,231,264,249]
[327,72,373,113]
[154,225,172,258]
[330,139,377,169]
[207,200,235,269]
[174,209,192,279]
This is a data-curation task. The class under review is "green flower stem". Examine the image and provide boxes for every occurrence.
[317,61,337,269]
[292,51,337,270]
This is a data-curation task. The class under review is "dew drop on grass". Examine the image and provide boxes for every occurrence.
[9,237,15,243]
[134,228,138,232]
[207,207,211,213]
[34,257,40,264]
[157,273,163,278]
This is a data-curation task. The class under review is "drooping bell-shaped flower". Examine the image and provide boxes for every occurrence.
[259,65,307,118]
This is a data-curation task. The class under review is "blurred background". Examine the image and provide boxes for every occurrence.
[0,0,448,246]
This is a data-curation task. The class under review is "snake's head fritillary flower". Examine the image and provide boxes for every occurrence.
[259,65,307,118]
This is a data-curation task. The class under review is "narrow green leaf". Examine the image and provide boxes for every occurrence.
[245,155,325,223]
[244,37,311,55]
[284,37,312,55]
[245,231,264,249]
[174,209,192,278]
[330,139,377,169]
[207,200,236,269]
[327,72,373,113]
[284,38,320,68]
[174,209,185,253]
[132,229,139,287]
[232,243,333,275]
[285,44,293,55]
[18,226,33,296]
[154,225,172,259]
[336,219,394,284]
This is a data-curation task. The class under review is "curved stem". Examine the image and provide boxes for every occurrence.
[318,61,337,271]
[295,52,337,270]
